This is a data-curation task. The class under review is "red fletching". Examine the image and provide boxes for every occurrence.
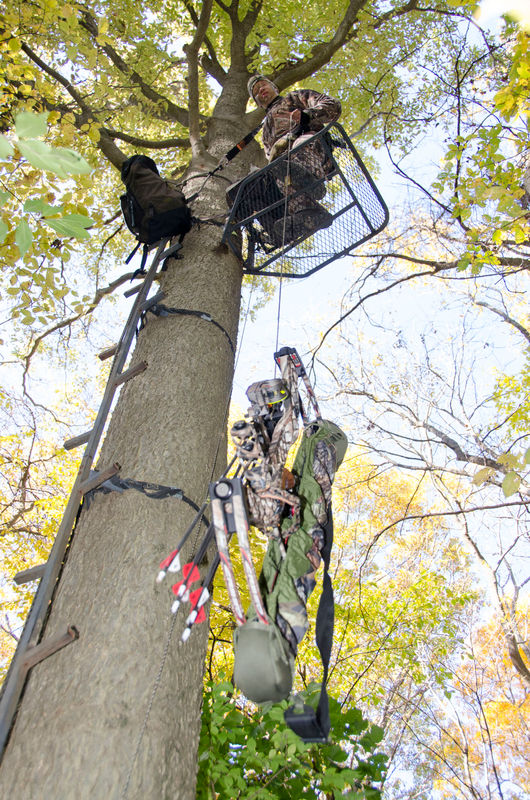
[182,563,200,582]
[189,589,206,623]
[171,563,201,597]
[159,548,179,570]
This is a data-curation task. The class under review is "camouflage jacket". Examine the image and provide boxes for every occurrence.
[262,89,342,159]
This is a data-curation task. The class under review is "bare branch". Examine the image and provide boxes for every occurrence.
[474,299,530,345]
[22,270,141,381]
[102,128,191,151]
[184,0,214,157]
[311,260,450,363]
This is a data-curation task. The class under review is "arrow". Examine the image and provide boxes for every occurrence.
[171,563,201,613]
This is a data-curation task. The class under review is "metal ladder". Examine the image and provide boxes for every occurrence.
[0,237,182,760]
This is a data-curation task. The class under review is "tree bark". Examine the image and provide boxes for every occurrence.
[0,138,248,797]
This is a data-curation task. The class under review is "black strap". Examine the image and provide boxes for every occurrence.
[284,505,335,743]
[84,473,210,526]
[125,241,142,265]
[223,122,264,164]
[130,244,149,280]
[185,122,264,205]
[139,302,235,355]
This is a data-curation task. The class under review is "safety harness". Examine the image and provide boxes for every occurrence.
[158,347,347,742]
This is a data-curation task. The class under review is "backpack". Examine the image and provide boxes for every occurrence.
[120,155,192,246]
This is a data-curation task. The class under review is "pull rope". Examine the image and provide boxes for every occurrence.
[274,115,297,371]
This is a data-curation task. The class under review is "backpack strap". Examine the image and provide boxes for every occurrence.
[284,422,348,743]
[185,122,265,204]
[125,241,142,265]
[283,482,334,743]
[130,244,149,280]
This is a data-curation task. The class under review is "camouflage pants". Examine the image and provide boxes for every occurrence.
[271,134,331,215]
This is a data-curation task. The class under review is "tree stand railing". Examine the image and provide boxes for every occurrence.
[222,122,389,278]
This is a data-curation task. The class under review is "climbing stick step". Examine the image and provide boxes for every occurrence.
[79,463,121,496]
[63,430,93,450]
[112,361,148,387]
[13,564,47,585]
[22,626,79,672]
[98,344,118,361]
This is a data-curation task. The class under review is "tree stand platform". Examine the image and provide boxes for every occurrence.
[222,122,389,278]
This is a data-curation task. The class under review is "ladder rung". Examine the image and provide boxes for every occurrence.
[124,284,142,298]
[13,564,47,585]
[98,344,118,361]
[161,241,183,261]
[112,360,147,387]
[139,290,165,313]
[79,463,121,496]
[22,626,79,671]
[63,430,93,450]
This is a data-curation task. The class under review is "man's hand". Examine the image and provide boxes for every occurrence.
[272,108,302,128]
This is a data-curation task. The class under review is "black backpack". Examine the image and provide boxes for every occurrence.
[120,155,192,246]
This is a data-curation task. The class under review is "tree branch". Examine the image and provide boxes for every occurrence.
[474,299,530,345]
[79,11,191,127]
[182,0,227,85]
[311,260,451,363]
[20,42,128,168]
[184,0,214,157]
[102,128,190,150]
[22,270,141,381]
[271,0,371,90]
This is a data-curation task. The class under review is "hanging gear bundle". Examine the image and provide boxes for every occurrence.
[158,347,347,742]
[222,122,389,278]
[120,155,193,272]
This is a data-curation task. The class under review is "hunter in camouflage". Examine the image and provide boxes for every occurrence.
[247,75,342,245]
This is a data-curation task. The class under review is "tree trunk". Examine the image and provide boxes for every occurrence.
[0,158,245,797]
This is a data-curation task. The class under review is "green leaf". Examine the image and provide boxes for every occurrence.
[50,147,92,176]
[472,466,495,486]
[513,225,527,244]
[0,191,10,207]
[15,111,48,140]
[502,471,521,498]
[0,219,9,244]
[60,213,93,228]
[15,219,33,256]
[17,140,62,172]
[498,452,519,468]
[525,447,530,465]
[0,135,15,158]
[17,140,91,177]
[44,214,93,240]
[24,199,62,217]
[323,743,348,762]
[492,229,504,246]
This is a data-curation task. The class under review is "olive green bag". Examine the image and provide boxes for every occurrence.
[233,618,294,703]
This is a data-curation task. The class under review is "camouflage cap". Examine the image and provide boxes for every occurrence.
[247,74,279,100]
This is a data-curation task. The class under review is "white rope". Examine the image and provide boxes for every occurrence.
[274,114,298,371]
